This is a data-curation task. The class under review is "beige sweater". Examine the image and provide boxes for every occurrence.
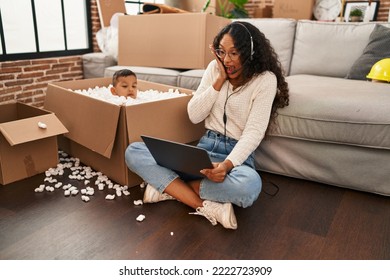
[188,60,277,166]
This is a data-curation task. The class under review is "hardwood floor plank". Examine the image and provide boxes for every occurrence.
[281,186,344,237]
[319,191,390,259]
[1,166,389,260]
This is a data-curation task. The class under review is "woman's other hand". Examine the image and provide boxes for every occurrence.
[200,160,233,183]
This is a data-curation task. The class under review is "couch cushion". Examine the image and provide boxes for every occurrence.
[290,21,390,78]
[104,65,181,87]
[273,75,390,149]
[177,69,204,90]
[82,53,117,79]
[346,24,390,81]
[237,18,296,75]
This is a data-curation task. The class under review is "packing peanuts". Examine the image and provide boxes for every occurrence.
[44,78,205,187]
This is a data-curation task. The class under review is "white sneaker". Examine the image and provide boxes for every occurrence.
[190,200,237,229]
[143,183,175,203]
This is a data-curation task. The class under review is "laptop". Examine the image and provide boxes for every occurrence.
[141,135,213,177]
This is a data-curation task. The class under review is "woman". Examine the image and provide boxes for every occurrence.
[125,21,289,229]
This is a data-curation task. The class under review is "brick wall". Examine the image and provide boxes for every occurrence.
[0,57,83,107]
[0,0,100,108]
[377,0,390,21]
[91,0,102,53]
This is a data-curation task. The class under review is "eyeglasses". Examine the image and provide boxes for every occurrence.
[214,49,240,61]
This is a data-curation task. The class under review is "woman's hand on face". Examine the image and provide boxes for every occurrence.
[209,45,227,90]
[200,160,233,183]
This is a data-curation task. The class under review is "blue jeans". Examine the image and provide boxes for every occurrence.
[125,130,262,208]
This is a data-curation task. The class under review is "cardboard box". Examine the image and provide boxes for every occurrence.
[96,0,126,27]
[165,0,216,13]
[273,0,315,20]
[44,78,205,187]
[118,13,231,69]
[0,102,68,185]
[253,6,273,18]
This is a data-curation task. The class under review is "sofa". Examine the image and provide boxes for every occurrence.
[86,19,390,196]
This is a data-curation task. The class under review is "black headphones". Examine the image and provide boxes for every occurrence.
[232,22,254,60]
[221,22,254,144]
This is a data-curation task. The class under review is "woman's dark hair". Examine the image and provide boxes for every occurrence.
[213,21,289,135]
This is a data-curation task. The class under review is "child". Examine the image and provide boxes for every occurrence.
[110,69,138,98]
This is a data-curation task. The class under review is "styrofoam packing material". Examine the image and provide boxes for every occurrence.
[105,194,115,200]
[86,189,94,196]
[71,189,79,196]
[38,121,47,129]
[81,195,90,202]
[34,184,45,193]
[136,214,145,222]
[36,151,147,210]
[73,86,186,106]
[133,200,143,206]
[44,177,57,183]
[45,186,55,192]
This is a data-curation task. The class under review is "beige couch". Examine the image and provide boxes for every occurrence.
[100,19,390,196]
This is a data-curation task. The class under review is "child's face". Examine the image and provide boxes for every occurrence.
[111,75,137,98]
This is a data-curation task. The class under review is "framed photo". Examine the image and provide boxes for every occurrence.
[343,1,380,22]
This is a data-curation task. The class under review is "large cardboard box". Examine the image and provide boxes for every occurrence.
[44,78,205,187]
[0,102,68,185]
[118,13,231,69]
[273,0,315,20]
[165,0,216,13]
[253,6,273,18]
[96,0,126,27]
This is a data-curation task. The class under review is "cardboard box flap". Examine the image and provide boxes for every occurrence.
[50,77,113,90]
[44,83,121,158]
[126,80,202,144]
[0,114,68,146]
[96,0,126,28]
[126,96,203,144]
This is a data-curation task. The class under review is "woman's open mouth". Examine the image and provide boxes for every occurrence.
[225,65,236,74]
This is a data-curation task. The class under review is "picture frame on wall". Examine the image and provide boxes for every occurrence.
[343,1,380,22]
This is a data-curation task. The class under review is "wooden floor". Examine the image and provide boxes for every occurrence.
[0,158,389,260]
